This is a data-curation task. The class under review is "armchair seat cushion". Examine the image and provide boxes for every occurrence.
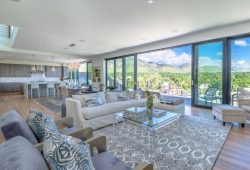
[0,136,48,170]
[58,127,77,135]
[92,151,131,170]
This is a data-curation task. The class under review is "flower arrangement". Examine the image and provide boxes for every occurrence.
[146,90,153,119]
[68,62,80,72]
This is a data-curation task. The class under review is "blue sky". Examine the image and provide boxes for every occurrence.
[138,37,250,70]
[198,41,223,67]
[231,37,250,70]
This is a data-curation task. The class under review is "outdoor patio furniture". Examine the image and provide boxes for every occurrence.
[198,87,219,106]
[232,87,250,105]
[238,98,250,120]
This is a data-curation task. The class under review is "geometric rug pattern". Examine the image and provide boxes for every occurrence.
[95,115,231,170]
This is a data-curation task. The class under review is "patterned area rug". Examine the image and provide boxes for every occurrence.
[35,98,64,113]
[95,115,231,170]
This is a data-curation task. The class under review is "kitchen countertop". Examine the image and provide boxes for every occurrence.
[23,81,59,85]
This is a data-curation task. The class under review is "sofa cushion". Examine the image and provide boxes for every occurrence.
[43,132,94,170]
[98,92,106,104]
[26,110,58,142]
[82,99,146,120]
[0,110,38,144]
[92,151,131,170]
[0,136,48,170]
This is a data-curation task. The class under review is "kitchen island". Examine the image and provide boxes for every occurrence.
[23,81,59,99]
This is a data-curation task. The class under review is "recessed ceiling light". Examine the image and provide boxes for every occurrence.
[148,0,154,4]
[51,33,55,37]
[171,29,178,33]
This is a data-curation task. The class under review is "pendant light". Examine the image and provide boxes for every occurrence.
[51,56,55,72]
[31,54,36,72]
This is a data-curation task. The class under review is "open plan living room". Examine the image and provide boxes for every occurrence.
[0,0,250,170]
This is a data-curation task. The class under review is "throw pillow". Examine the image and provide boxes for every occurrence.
[43,132,95,170]
[86,94,102,107]
[98,92,106,104]
[26,110,58,142]
[106,92,119,103]
[135,89,144,98]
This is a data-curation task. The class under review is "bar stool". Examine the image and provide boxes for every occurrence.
[47,82,55,98]
[30,82,40,99]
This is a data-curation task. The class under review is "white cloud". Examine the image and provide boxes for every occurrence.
[198,56,222,67]
[138,49,191,66]
[231,60,250,70]
[237,60,246,65]
[234,40,248,47]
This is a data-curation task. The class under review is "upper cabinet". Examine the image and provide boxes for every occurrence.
[0,64,31,77]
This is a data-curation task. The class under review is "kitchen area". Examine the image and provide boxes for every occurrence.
[0,63,65,98]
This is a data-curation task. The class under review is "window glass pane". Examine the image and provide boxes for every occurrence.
[137,45,192,98]
[107,60,115,87]
[125,56,135,90]
[194,41,223,106]
[87,63,92,84]
[115,58,123,90]
[79,63,87,84]
[231,37,250,105]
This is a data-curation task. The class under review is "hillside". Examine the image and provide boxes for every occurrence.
[137,59,191,73]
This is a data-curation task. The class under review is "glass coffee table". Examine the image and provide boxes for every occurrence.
[113,107,181,159]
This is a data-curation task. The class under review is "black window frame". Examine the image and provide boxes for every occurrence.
[104,32,250,108]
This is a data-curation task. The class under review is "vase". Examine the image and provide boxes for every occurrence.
[147,108,153,120]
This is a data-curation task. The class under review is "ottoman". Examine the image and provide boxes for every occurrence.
[212,104,246,128]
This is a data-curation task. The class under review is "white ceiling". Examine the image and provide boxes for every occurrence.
[0,0,250,64]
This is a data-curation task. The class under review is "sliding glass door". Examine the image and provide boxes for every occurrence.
[115,58,123,90]
[125,56,135,90]
[106,55,136,91]
[230,37,250,105]
[193,41,224,107]
[106,60,115,87]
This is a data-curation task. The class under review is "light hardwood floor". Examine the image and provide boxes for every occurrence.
[0,93,249,169]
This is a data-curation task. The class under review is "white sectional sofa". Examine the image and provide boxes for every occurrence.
[66,91,185,130]
[66,92,146,130]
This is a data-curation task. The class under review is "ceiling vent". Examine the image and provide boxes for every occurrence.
[69,43,76,47]
[10,0,20,2]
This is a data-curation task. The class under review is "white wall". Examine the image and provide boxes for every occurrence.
[91,20,250,83]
